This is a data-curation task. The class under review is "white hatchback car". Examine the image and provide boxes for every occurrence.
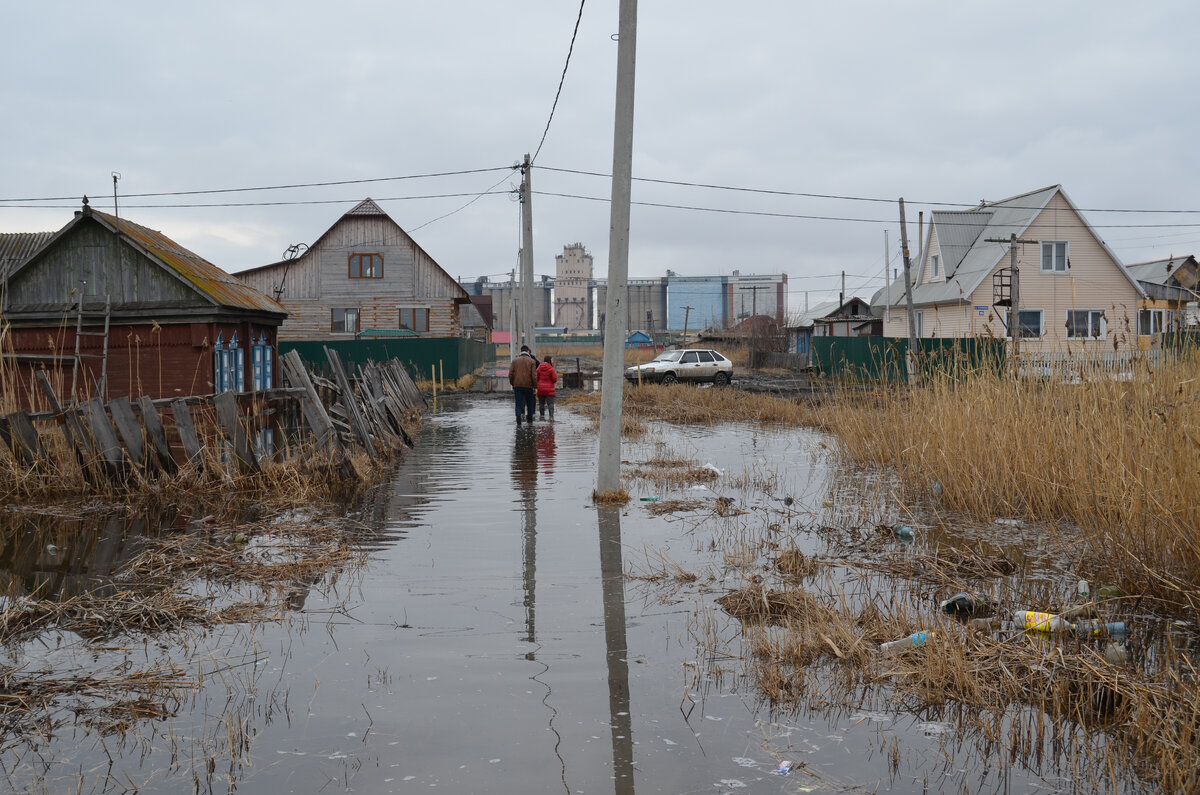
[624,348,733,386]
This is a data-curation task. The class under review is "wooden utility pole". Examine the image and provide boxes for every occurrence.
[597,0,638,495]
[519,154,537,358]
[898,198,919,382]
[985,233,1036,374]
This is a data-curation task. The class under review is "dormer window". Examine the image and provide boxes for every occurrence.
[349,253,383,278]
[930,254,940,279]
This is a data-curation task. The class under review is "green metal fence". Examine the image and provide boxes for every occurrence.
[281,338,494,381]
[811,336,1006,383]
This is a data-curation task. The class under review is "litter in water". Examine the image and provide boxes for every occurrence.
[773,761,794,776]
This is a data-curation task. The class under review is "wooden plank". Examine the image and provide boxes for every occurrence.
[280,350,336,449]
[324,347,376,457]
[80,398,128,482]
[171,399,203,467]
[107,397,145,467]
[3,412,40,464]
[137,395,178,475]
[212,391,260,474]
[0,416,13,460]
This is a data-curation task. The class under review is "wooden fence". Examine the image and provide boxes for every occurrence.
[0,347,426,490]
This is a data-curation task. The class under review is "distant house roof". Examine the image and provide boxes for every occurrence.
[1125,255,1198,288]
[790,297,874,329]
[0,232,54,275]
[10,204,285,318]
[873,185,1144,309]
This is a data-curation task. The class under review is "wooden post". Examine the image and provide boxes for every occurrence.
[171,399,203,467]
[324,347,376,456]
[81,398,128,483]
[280,350,336,449]
[107,397,146,467]
[3,412,42,465]
[212,391,260,474]
[137,395,178,474]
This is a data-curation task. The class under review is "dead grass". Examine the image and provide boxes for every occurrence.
[562,384,817,429]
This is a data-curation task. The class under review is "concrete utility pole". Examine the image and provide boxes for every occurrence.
[898,198,919,382]
[520,154,537,358]
[681,305,693,342]
[985,233,1036,375]
[597,0,638,495]
[883,230,891,325]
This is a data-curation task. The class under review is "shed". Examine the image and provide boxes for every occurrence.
[0,201,286,407]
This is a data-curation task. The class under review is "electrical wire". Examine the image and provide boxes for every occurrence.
[531,0,587,164]
[409,168,520,232]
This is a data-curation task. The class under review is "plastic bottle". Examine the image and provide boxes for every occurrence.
[1071,620,1127,639]
[1016,610,1070,632]
[1077,579,1090,600]
[895,525,915,540]
[879,631,934,657]
[940,592,991,616]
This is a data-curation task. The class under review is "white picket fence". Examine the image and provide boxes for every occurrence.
[1017,348,1170,382]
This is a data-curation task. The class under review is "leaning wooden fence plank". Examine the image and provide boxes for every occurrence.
[0,417,13,460]
[2,412,41,465]
[81,398,128,482]
[324,347,376,457]
[137,395,178,475]
[171,399,204,467]
[212,391,260,474]
[281,350,335,449]
[107,397,146,467]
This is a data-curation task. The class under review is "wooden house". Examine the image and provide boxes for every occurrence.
[234,198,478,341]
[0,201,286,406]
[874,185,1148,352]
[1125,255,1199,336]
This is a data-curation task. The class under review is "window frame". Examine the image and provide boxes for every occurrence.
[1066,309,1106,340]
[1041,241,1069,273]
[930,254,940,280]
[1006,308,1044,339]
[399,307,430,333]
[331,307,360,334]
[348,252,383,279]
[1138,308,1165,336]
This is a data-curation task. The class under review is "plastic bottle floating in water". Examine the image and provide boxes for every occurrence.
[1016,610,1070,632]
[879,631,934,657]
[1071,620,1127,638]
[894,525,915,540]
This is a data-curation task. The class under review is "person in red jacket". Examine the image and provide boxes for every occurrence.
[536,355,557,420]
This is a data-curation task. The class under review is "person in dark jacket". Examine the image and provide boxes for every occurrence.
[536,355,557,420]
[508,345,538,424]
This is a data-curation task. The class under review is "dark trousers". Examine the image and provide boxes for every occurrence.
[514,387,535,419]
[538,394,555,418]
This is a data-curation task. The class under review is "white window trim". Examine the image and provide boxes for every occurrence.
[1006,308,1044,340]
[1041,241,1069,273]
[930,254,940,280]
[914,310,924,337]
[1066,308,1106,340]
[1138,308,1165,336]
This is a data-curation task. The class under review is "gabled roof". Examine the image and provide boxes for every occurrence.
[791,297,873,329]
[1125,255,1198,288]
[875,185,1144,308]
[0,232,54,273]
[11,205,285,317]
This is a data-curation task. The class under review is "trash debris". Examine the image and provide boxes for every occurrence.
[1104,642,1129,666]
[640,496,660,502]
[879,631,934,657]
[1077,579,1090,600]
[1071,620,1127,639]
[967,616,1002,632]
[702,463,722,476]
[1016,610,1069,632]
[45,543,59,557]
[773,761,793,776]
[894,525,914,541]
[940,592,992,616]
[994,518,1021,527]
[1097,585,1124,601]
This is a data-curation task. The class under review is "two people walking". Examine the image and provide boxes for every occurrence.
[509,346,557,424]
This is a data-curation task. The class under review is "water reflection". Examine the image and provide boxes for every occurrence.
[598,505,635,795]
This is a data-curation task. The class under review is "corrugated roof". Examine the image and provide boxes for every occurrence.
[1125,255,1195,286]
[0,232,54,272]
[343,198,388,216]
[87,208,286,316]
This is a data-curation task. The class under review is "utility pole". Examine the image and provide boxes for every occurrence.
[519,154,537,358]
[597,0,637,495]
[985,233,1036,375]
[741,285,767,319]
[681,305,693,342]
[883,230,891,325]
[509,268,517,341]
[898,198,919,383]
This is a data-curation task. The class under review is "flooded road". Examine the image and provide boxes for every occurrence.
[3,396,1131,793]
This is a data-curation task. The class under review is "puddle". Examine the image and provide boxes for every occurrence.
[0,397,1182,792]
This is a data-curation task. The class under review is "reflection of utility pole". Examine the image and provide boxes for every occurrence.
[598,505,635,794]
[597,0,638,494]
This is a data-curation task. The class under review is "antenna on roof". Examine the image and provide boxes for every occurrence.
[274,243,308,301]
[112,173,122,227]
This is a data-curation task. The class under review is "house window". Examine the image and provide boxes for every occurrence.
[1041,241,1068,273]
[1138,308,1164,336]
[1006,309,1044,338]
[212,332,245,392]
[332,308,359,333]
[348,253,383,279]
[914,310,924,337]
[930,254,940,279]
[400,308,429,332]
[1066,309,1105,339]
[252,332,273,390]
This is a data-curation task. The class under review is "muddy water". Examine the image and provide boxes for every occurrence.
[3,397,1099,793]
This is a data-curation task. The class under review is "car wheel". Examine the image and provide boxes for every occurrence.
[713,371,730,386]
[661,372,677,385]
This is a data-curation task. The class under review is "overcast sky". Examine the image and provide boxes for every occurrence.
[3,1,1197,308]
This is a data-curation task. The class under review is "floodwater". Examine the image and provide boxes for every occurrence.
[0,396,1150,793]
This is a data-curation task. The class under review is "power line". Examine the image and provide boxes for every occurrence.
[0,167,514,204]
[410,168,520,232]
[0,190,514,211]
[531,0,587,163]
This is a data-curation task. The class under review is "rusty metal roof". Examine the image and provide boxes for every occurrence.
[88,209,285,317]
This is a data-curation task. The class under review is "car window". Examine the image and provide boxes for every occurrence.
[655,351,683,362]
[711,352,727,362]
[681,351,699,363]
[697,351,714,362]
